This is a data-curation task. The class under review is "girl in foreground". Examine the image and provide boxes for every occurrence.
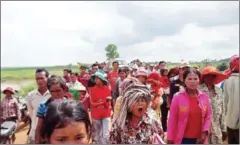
[41,99,92,144]
[167,68,212,144]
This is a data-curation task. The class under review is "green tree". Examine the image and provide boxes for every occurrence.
[217,62,228,71]
[105,44,119,60]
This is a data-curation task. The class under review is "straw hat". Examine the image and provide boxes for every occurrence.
[202,66,227,84]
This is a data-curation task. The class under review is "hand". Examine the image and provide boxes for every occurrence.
[167,140,173,144]
[197,131,208,144]
[222,132,227,141]
[106,96,112,100]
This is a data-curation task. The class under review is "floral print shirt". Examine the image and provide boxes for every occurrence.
[109,113,164,144]
[201,84,227,144]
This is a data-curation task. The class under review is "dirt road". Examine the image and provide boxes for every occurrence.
[14,125,29,144]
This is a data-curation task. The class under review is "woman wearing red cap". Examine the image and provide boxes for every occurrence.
[201,66,228,144]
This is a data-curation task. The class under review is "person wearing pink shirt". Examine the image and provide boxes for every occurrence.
[167,68,212,144]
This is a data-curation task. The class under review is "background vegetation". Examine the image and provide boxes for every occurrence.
[1,44,231,98]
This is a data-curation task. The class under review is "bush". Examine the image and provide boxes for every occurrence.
[217,62,228,71]
[20,83,36,97]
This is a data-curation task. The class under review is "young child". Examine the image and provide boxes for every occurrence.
[78,85,90,112]
[41,99,92,144]
[88,70,112,144]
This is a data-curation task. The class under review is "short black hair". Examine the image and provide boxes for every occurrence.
[80,65,87,69]
[112,61,119,66]
[47,75,66,90]
[42,99,91,140]
[118,66,130,75]
[159,61,166,65]
[63,69,71,73]
[36,68,49,78]
[70,72,79,77]
[92,63,99,68]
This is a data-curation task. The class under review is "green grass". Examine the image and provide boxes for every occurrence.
[20,83,36,97]
[1,66,81,82]
[1,61,227,82]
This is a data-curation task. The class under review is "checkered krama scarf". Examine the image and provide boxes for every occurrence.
[114,82,152,130]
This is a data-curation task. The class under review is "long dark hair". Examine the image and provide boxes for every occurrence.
[42,100,92,142]
[183,68,201,88]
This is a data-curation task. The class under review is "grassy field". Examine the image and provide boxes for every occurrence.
[1,66,81,82]
[1,61,226,82]
[1,60,228,97]
[1,66,81,97]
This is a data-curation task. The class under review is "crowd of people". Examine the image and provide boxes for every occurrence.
[1,55,239,144]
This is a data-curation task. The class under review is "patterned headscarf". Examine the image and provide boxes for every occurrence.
[119,77,140,96]
[113,82,152,130]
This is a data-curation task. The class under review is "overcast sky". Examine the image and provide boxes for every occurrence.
[1,1,239,67]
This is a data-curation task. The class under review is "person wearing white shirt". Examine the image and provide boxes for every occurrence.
[224,55,239,144]
[27,68,51,144]
[68,72,84,90]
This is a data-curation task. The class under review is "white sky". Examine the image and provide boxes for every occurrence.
[1,1,239,67]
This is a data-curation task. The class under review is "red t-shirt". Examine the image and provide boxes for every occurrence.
[184,97,202,138]
[107,71,119,91]
[78,73,90,88]
[89,85,111,120]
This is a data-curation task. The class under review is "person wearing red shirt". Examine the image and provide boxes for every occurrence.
[63,69,71,83]
[89,70,111,144]
[79,85,90,112]
[78,65,90,88]
[107,61,119,108]
[107,61,119,91]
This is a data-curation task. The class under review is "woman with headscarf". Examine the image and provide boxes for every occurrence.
[109,83,164,144]
[201,66,228,144]
[112,77,140,121]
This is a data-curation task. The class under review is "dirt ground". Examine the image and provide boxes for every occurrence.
[14,125,29,144]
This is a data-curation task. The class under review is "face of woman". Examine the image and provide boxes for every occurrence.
[119,72,127,81]
[49,84,65,99]
[163,70,168,76]
[137,76,147,84]
[131,98,148,118]
[49,121,89,144]
[203,74,216,85]
[94,77,102,85]
[184,72,200,90]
